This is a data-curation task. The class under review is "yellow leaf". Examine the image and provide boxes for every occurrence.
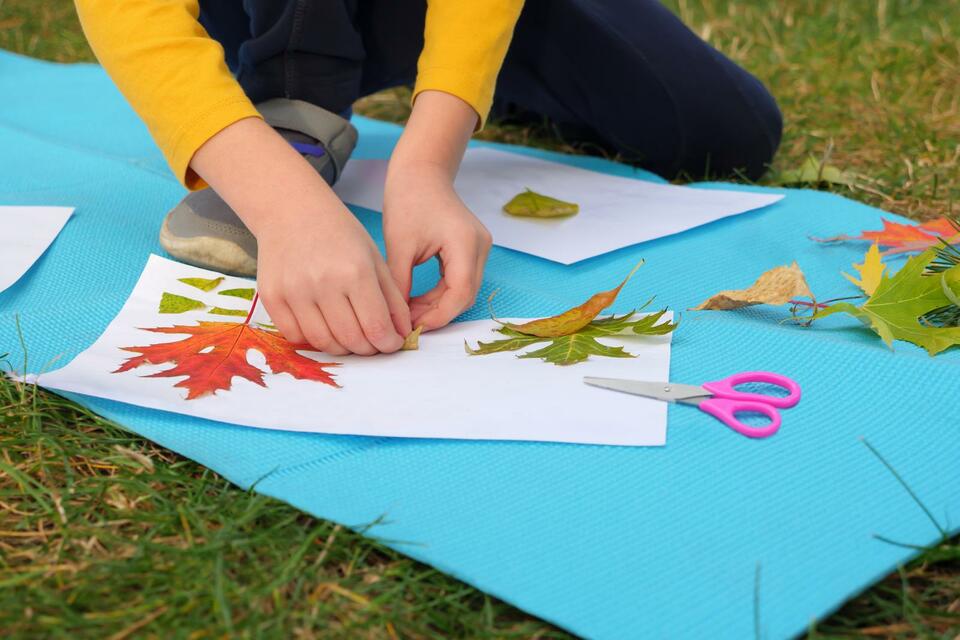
[842,244,885,295]
[503,189,579,218]
[692,262,813,310]
[401,326,423,351]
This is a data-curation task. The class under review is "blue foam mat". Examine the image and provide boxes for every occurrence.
[2,52,958,638]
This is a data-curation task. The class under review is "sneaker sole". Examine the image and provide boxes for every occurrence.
[159,217,257,277]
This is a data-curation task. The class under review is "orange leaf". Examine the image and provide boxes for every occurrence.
[500,260,644,337]
[920,218,959,236]
[814,217,959,253]
[860,219,938,246]
[114,321,339,399]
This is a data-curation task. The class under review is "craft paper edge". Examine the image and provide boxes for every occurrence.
[31,376,668,447]
[0,205,75,293]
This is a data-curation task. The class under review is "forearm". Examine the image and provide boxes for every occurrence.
[387,90,478,185]
[75,0,261,189]
[189,117,345,238]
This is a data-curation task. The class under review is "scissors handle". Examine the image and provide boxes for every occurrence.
[702,371,801,409]
[699,398,782,438]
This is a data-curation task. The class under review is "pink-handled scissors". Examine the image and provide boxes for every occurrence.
[583,371,801,438]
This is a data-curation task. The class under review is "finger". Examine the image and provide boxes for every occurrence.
[289,299,348,355]
[411,282,446,306]
[476,235,491,291]
[348,277,405,353]
[387,243,416,301]
[376,262,413,337]
[259,293,306,344]
[409,281,446,326]
[415,252,477,330]
[321,294,379,355]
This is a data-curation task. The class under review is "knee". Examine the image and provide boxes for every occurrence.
[672,77,783,181]
[740,82,783,180]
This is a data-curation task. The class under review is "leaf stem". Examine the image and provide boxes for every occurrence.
[244,292,260,325]
[787,299,830,310]
[789,295,864,309]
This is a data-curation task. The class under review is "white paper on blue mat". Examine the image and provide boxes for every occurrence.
[36,255,673,446]
[0,206,73,293]
[334,148,783,264]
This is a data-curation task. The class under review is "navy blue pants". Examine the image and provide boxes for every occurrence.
[200,0,782,180]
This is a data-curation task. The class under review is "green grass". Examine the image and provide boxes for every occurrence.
[2,0,959,637]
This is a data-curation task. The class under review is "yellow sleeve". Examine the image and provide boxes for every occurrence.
[75,0,262,189]
[413,1,525,129]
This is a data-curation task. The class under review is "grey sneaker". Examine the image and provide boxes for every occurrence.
[159,98,358,276]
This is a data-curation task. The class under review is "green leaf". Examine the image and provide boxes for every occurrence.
[502,189,579,218]
[178,276,224,292]
[210,307,248,317]
[517,333,635,366]
[941,265,960,307]
[218,288,256,301]
[814,250,960,355]
[774,155,856,187]
[465,310,677,366]
[159,292,206,314]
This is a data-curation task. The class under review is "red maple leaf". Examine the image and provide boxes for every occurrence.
[113,319,339,399]
[813,217,960,255]
[859,219,940,245]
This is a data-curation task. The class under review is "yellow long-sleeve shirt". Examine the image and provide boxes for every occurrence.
[74,1,524,189]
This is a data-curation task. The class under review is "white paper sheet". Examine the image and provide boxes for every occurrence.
[334,148,783,264]
[0,206,74,293]
[36,255,673,446]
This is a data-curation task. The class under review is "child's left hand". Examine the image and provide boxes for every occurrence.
[383,163,492,330]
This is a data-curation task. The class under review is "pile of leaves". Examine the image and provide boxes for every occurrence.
[693,217,960,356]
[466,260,677,365]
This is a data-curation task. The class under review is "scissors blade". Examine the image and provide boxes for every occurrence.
[583,377,710,404]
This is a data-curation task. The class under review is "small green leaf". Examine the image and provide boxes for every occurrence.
[178,276,224,292]
[503,189,579,218]
[159,292,206,314]
[210,307,248,317]
[465,332,543,356]
[941,265,960,307]
[219,288,256,301]
[774,155,856,187]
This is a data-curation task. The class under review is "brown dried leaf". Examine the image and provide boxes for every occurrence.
[692,262,813,310]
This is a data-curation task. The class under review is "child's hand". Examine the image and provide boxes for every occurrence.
[256,202,412,355]
[383,164,492,330]
[381,90,489,331]
[190,117,411,355]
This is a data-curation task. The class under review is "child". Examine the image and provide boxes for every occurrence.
[75,0,781,356]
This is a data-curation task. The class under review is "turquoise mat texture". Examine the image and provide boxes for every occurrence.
[2,52,958,638]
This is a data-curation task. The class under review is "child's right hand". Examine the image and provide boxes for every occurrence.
[255,204,412,356]
[190,117,411,356]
